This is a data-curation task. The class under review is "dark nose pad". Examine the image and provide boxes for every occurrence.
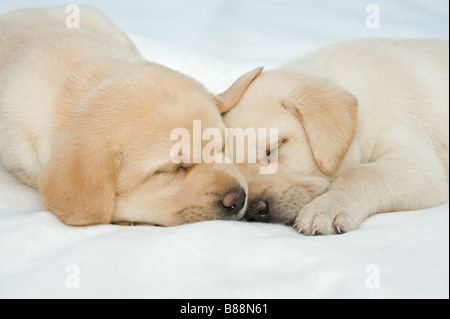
[221,187,247,215]
[245,199,270,222]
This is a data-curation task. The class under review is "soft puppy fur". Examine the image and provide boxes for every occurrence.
[224,39,449,235]
[0,6,262,226]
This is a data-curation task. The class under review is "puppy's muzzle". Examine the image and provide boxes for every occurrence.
[244,198,270,222]
[221,187,247,216]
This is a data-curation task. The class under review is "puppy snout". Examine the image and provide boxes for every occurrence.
[245,199,270,222]
[221,187,247,215]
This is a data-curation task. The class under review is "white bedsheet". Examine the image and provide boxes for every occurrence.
[0,0,448,299]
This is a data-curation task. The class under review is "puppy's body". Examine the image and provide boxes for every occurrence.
[0,6,261,226]
[290,39,449,178]
[0,6,140,189]
[224,39,449,235]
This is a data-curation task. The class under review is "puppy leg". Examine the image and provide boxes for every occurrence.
[295,150,448,235]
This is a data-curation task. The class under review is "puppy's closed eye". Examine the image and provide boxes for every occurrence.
[265,138,288,159]
[155,163,195,175]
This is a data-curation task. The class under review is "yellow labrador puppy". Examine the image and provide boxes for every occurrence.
[0,6,262,226]
[224,39,449,235]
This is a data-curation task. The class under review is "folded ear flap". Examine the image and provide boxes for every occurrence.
[216,67,264,113]
[39,137,122,226]
[283,80,358,176]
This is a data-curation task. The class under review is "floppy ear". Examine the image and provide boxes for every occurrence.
[39,136,123,226]
[216,67,264,113]
[283,80,358,176]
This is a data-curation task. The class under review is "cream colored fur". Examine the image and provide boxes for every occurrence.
[0,6,262,226]
[224,39,449,235]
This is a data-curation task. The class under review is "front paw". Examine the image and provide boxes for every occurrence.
[294,195,364,235]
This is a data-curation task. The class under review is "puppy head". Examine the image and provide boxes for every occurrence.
[39,63,262,226]
[223,69,358,224]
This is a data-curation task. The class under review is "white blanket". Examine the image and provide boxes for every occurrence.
[0,0,448,299]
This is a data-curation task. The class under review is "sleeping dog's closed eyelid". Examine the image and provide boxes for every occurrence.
[267,138,288,156]
[153,166,175,175]
[154,162,195,175]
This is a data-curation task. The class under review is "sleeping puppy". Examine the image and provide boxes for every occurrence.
[223,39,449,235]
[0,6,262,226]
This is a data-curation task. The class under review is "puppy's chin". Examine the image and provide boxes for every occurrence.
[112,202,248,227]
[244,180,329,225]
[178,206,247,225]
[243,213,295,226]
[113,221,161,227]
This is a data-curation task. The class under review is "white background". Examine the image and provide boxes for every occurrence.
[0,0,448,298]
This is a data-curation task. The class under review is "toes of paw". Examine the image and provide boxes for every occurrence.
[333,214,360,234]
[310,213,338,235]
[294,212,350,236]
[335,223,346,234]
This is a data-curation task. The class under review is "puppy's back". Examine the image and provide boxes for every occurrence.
[0,5,137,53]
[0,6,141,188]
[287,39,449,175]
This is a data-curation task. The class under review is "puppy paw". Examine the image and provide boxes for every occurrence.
[293,195,365,235]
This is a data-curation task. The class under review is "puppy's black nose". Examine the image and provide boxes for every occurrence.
[245,199,270,222]
[221,187,247,215]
